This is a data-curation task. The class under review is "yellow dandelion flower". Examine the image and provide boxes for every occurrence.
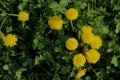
[65,8,78,20]
[73,54,86,67]
[3,34,18,47]
[89,36,102,49]
[76,69,87,78]
[48,16,63,30]
[65,38,78,50]
[82,25,92,33]
[81,32,94,43]
[18,11,29,22]
[85,49,101,64]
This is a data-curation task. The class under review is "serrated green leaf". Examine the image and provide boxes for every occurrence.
[34,54,44,65]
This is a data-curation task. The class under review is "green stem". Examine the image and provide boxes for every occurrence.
[0,17,7,30]
[7,13,18,17]
[67,66,75,80]
[92,69,103,80]
[22,22,25,28]
[0,1,9,12]
[75,78,78,80]
[70,20,74,31]
[0,13,17,30]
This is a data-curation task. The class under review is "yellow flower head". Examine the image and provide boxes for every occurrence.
[76,69,87,78]
[73,54,86,67]
[65,38,78,50]
[89,36,102,49]
[65,8,78,20]
[48,16,63,30]
[81,32,94,43]
[82,25,92,33]
[3,34,18,47]
[18,11,29,22]
[85,49,101,64]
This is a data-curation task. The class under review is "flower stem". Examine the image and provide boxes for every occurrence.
[67,66,75,80]
[22,22,25,28]
[92,69,103,80]
[75,78,78,80]
[7,13,18,17]
[70,20,74,31]
[0,1,9,12]
[0,17,7,30]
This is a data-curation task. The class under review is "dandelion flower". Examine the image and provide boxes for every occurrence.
[82,25,92,33]
[65,8,78,20]
[76,69,86,78]
[3,34,18,47]
[73,54,86,67]
[81,32,94,43]
[85,49,101,64]
[65,38,78,50]
[89,36,102,49]
[18,11,29,22]
[48,16,63,30]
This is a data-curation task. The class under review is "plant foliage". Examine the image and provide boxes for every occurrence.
[0,0,120,80]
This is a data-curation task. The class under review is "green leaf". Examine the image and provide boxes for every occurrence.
[23,0,29,2]
[6,26,13,33]
[106,66,116,73]
[49,2,59,9]
[18,3,24,11]
[81,3,87,9]
[114,5,120,10]
[106,49,113,53]
[34,54,45,65]
[111,55,118,67]
[22,58,33,69]
[0,31,4,39]
[0,75,2,78]
[52,73,60,80]
[57,6,66,14]
[60,0,71,7]
[101,26,109,34]
[3,64,9,70]
[115,23,120,34]
[16,68,27,80]
[85,76,91,80]
[33,37,39,49]
[34,56,40,65]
